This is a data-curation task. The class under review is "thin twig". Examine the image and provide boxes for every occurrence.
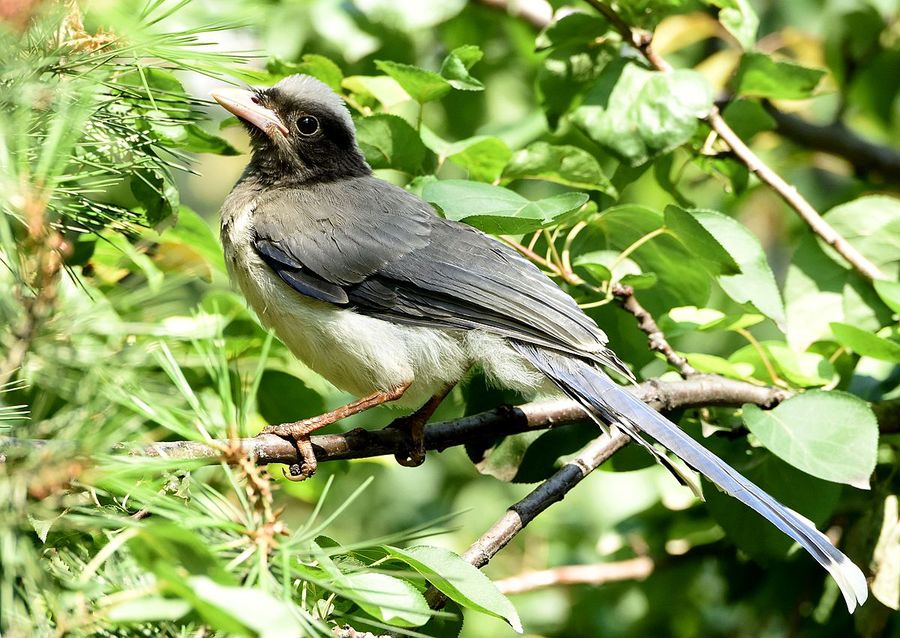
[423,430,630,611]
[611,284,697,377]
[494,557,654,594]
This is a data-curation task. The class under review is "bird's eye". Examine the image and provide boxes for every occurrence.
[296,115,319,136]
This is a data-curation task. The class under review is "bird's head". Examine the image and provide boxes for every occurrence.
[211,74,370,185]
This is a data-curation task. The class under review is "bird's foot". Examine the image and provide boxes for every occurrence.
[261,419,321,481]
[388,413,427,467]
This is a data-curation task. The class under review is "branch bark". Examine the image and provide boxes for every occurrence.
[128,375,788,468]
[764,103,900,183]
[493,557,654,594]
[612,284,697,377]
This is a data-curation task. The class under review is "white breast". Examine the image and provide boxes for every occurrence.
[220,192,548,409]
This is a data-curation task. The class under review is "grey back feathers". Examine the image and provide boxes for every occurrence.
[250,176,625,371]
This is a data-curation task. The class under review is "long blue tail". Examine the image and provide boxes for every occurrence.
[512,343,868,612]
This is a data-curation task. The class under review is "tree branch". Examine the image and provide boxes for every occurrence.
[579,0,885,282]
[125,375,788,468]
[612,284,697,377]
[764,103,900,183]
[493,557,654,594]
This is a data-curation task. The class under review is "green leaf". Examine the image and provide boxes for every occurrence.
[831,323,900,362]
[445,136,512,183]
[106,596,192,624]
[267,54,344,91]
[536,12,610,50]
[130,166,180,226]
[784,232,894,351]
[423,179,588,234]
[824,195,900,276]
[721,100,776,140]
[574,250,642,287]
[734,52,827,99]
[575,205,712,313]
[186,576,306,638]
[664,206,741,276]
[683,352,755,379]
[385,545,523,633]
[355,114,427,174]
[703,444,841,559]
[374,60,452,103]
[502,142,617,196]
[662,306,764,335]
[343,75,411,109]
[705,0,759,49]
[343,572,431,627]
[440,45,484,91]
[691,209,786,328]
[874,279,900,313]
[537,45,611,127]
[574,60,713,165]
[257,370,325,425]
[742,391,878,489]
[730,341,835,387]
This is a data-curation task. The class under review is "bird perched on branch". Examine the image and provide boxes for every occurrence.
[212,74,867,612]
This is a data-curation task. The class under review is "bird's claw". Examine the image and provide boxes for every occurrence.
[262,420,319,481]
[389,415,426,467]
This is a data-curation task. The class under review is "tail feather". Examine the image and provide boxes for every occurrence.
[512,343,868,612]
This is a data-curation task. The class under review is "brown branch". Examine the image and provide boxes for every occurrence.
[0,375,792,467]
[0,193,67,387]
[579,0,885,282]
[611,284,697,377]
[133,375,787,467]
[763,103,900,183]
[421,429,630,613]
[493,557,654,594]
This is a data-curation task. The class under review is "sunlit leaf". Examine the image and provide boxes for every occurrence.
[503,142,617,196]
[375,60,451,103]
[386,545,523,633]
[734,52,827,99]
[742,391,878,488]
[831,323,900,362]
[343,572,431,627]
[574,60,713,165]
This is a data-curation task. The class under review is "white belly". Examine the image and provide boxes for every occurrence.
[220,194,546,409]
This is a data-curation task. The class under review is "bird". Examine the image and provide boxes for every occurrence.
[211,74,868,612]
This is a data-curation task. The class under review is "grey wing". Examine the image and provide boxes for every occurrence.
[251,176,629,374]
